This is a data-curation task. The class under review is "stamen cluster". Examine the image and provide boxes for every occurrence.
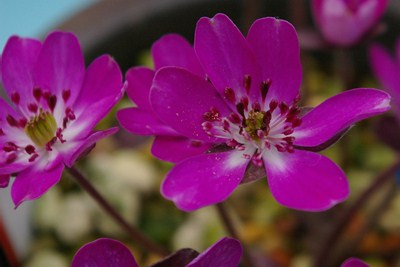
[2,88,75,164]
[202,75,302,166]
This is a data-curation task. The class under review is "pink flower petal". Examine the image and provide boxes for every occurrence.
[34,31,85,105]
[0,175,10,188]
[194,13,261,102]
[152,34,205,76]
[72,238,139,267]
[151,67,231,142]
[60,127,119,167]
[161,151,248,211]
[187,237,242,267]
[247,17,302,104]
[294,88,391,147]
[341,258,369,267]
[151,136,212,163]
[125,67,154,109]
[11,162,64,207]
[263,149,349,211]
[1,36,42,114]
[117,107,178,136]
[66,55,124,140]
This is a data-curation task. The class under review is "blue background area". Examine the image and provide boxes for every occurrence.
[0,0,95,50]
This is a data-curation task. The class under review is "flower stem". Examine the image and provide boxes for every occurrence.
[215,202,258,267]
[313,158,400,267]
[66,166,169,257]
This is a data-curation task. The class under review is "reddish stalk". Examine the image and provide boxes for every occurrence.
[66,166,169,257]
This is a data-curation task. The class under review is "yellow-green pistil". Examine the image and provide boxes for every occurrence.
[244,110,267,140]
[24,109,57,147]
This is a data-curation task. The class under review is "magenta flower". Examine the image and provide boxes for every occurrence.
[312,0,388,46]
[71,237,242,267]
[369,39,400,119]
[117,34,212,163]
[0,31,124,206]
[146,14,390,212]
[341,258,369,267]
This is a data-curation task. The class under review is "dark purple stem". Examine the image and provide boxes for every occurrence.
[313,158,400,267]
[66,166,169,257]
[216,202,258,267]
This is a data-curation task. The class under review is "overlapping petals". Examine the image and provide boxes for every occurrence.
[147,13,390,211]
[72,237,242,267]
[116,35,212,163]
[0,31,124,206]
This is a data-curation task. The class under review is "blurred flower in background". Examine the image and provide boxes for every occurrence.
[311,0,388,46]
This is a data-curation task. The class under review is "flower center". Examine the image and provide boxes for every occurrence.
[24,109,57,147]
[244,110,268,140]
[201,75,302,166]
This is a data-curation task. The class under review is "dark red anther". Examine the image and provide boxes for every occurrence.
[275,144,286,152]
[243,75,252,94]
[48,95,57,112]
[240,97,249,111]
[56,128,66,143]
[29,153,39,162]
[260,79,271,101]
[6,115,18,127]
[28,103,38,113]
[203,107,220,122]
[45,137,57,151]
[6,153,17,164]
[11,92,20,105]
[224,87,236,103]
[236,102,245,117]
[286,145,295,153]
[229,113,241,124]
[283,126,294,135]
[18,118,27,128]
[202,121,213,131]
[3,142,18,152]
[33,88,43,102]
[291,117,302,127]
[43,90,51,100]
[263,111,272,125]
[25,145,36,154]
[65,107,76,123]
[226,139,239,147]
[269,100,278,112]
[252,102,261,112]
[62,89,71,102]
[283,136,295,144]
[279,102,289,115]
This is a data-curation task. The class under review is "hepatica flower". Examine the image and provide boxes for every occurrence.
[312,0,388,46]
[341,258,369,267]
[147,14,390,211]
[117,34,212,163]
[0,31,124,206]
[72,237,242,267]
